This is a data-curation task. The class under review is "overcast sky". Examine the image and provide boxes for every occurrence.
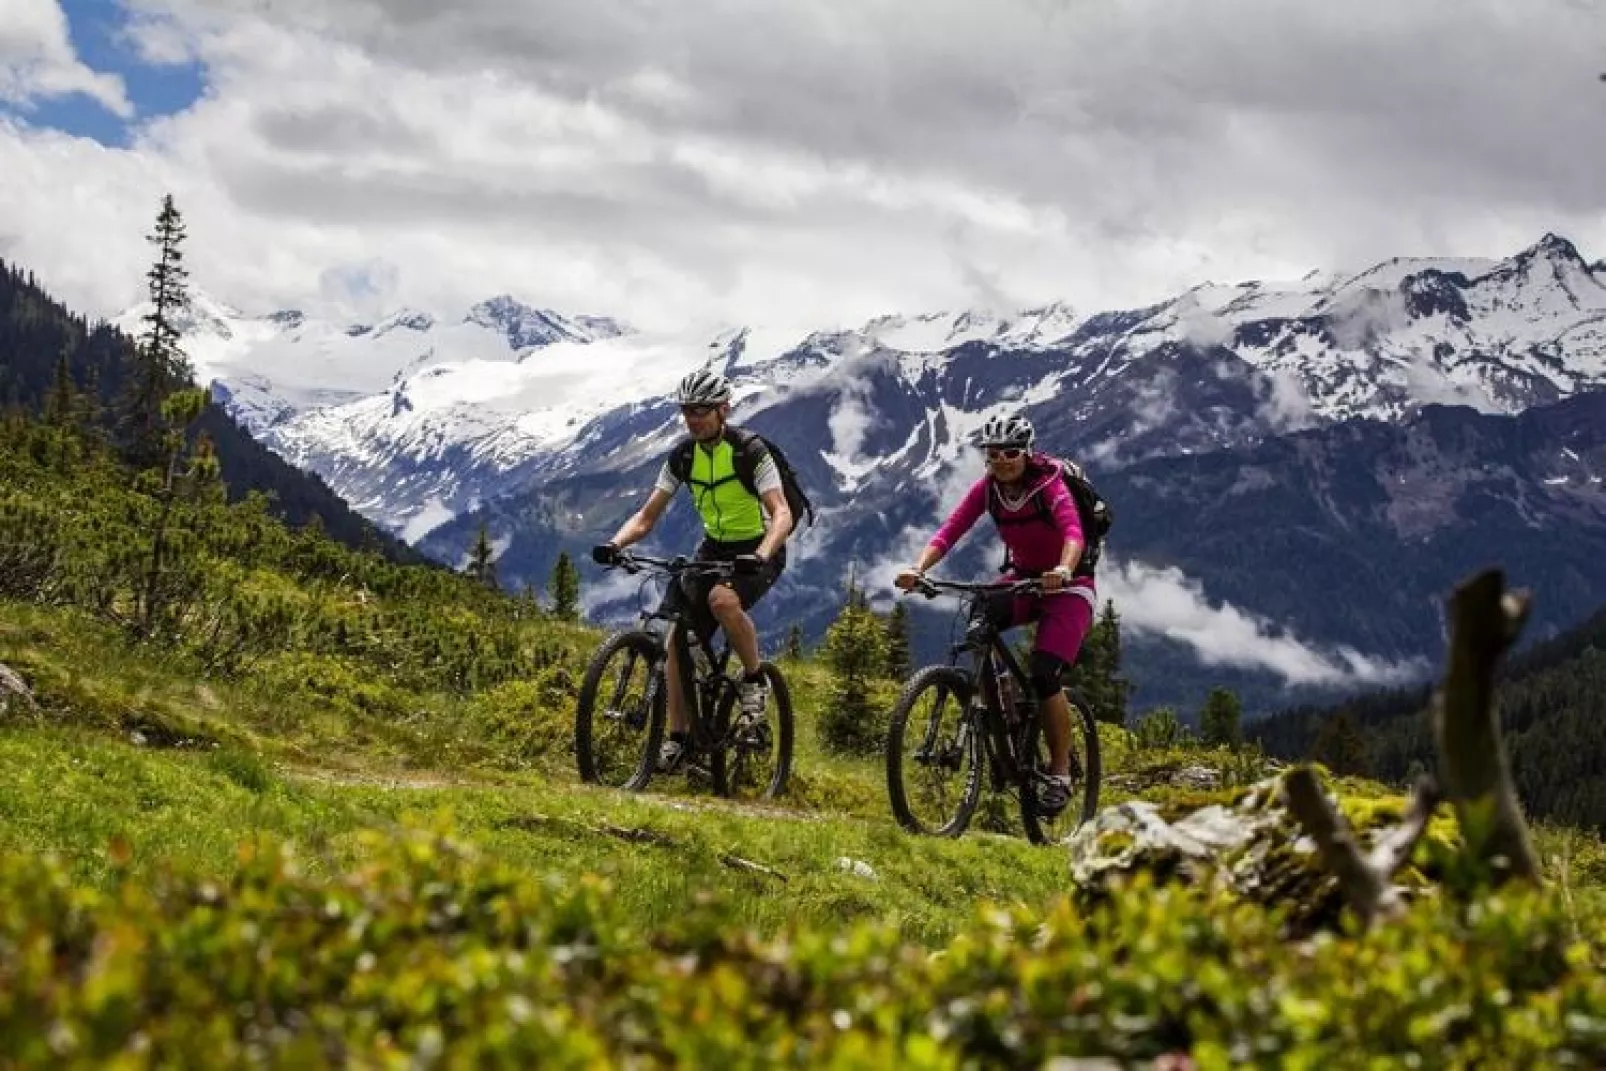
[3,0,1604,332]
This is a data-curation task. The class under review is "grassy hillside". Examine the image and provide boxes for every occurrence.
[0,401,1604,1065]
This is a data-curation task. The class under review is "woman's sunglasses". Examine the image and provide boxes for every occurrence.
[983,446,1026,461]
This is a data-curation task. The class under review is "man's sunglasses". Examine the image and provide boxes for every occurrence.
[983,446,1026,461]
[680,404,718,418]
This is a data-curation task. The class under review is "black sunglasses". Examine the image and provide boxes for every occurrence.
[983,446,1026,461]
[680,404,718,418]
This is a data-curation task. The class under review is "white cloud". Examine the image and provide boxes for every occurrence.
[1258,368,1320,433]
[119,9,200,67]
[1099,557,1432,688]
[0,0,132,118]
[2,0,1604,336]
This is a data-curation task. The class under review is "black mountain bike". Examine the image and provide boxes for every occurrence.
[574,551,794,800]
[885,575,1102,845]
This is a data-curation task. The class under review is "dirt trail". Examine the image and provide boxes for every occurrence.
[278,763,843,824]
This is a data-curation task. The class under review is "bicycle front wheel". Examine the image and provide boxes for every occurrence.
[574,630,665,791]
[885,665,981,837]
[1018,685,1102,845]
[712,661,794,800]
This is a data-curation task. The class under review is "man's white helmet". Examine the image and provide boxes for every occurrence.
[675,367,733,405]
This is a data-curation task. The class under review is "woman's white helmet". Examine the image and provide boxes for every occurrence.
[675,367,733,406]
[977,413,1035,449]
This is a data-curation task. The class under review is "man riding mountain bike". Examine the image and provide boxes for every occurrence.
[592,368,795,774]
[894,413,1096,818]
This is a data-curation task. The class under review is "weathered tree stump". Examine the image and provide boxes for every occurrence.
[1285,567,1542,927]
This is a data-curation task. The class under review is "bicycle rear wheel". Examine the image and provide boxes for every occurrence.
[1017,685,1102,845]
[574,630,664,791]
[712,661,794,800]
[885,666,981,837]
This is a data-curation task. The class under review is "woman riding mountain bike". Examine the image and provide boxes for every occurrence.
[894,413,1097,819]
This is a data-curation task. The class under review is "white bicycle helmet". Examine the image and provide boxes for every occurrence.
[675,367,733,406]
[977,413,1035,449]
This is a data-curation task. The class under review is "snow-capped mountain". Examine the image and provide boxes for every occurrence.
[112,292,641,537]
[112,233,1606,712]
[121,232,1606,543]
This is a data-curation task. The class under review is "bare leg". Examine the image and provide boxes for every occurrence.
[1041,689,1072,777]
[665,625,689,734]
[708,584,762,674]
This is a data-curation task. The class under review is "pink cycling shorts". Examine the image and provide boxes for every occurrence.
[989,581,1097,667]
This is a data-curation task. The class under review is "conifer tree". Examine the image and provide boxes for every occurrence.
[44,345,74,427]
[884,600,912,681]
[121,194,194,469]
[467,522,499,590]
[1094,599,1131,725]
[1311,708,1370,776]
[1199,687,1244,750]
[549,550,580,622]
[820,591,887,755]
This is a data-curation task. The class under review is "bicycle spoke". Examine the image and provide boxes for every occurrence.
[575,631,662,791]
[887,667,979,836]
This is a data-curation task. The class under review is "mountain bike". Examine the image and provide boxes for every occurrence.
[885,575,1102,845]
[574,550,793,800]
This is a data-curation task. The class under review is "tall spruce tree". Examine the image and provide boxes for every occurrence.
[466,522,499,590]
[1068,599,1130,725]
[121,194,194,469]
[1095,599,1130,725]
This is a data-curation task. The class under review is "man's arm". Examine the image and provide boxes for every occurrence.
[756,487,793,560]
[607,487,673,549]
[747,449,793,561]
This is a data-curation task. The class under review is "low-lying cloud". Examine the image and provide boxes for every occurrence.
[1098,556,1431,688]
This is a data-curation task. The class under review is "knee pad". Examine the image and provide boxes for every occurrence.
[1027,650,1068,702]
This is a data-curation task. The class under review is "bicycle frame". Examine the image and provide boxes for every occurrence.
[613,552,742,754]
[918,577,1045,792]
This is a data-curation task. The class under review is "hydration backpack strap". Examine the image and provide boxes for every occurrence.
[723,425,768,500]
[667,440,692,484]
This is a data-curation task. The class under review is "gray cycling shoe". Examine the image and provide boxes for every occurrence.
[657,738,686,773]
[737,677,769,727]
[1035,774,1073,818]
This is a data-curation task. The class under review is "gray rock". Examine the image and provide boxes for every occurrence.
[0,662,36,717]
[836,857,878,880]
[1065,775,1427,934]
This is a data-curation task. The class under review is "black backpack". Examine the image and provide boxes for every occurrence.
[668,425,817,530]
[985,456,1112,578]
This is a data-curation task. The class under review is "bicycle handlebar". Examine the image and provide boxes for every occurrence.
[903,574,1047,600]
[606,550,738,578]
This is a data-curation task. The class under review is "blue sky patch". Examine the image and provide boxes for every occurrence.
[3,0,206,147]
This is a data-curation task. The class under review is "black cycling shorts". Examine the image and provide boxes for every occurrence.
[668,535,785,642]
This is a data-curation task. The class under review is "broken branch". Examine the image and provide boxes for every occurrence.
[1366,776,1443,879]
[718,852,788,882]
[1284,766,1403,925]
[1431,569,1542,885]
